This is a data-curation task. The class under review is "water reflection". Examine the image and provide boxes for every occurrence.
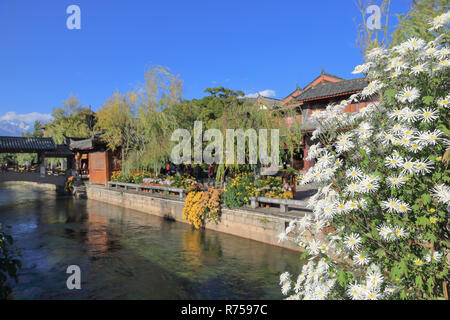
[0,184,303,300]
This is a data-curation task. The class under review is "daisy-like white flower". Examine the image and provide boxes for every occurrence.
[384,154,404,169]
[396,86,420,103]
[414,159,434,175]
[410,141,423,153]
[344,233,362,251]
[281,281,291,295]
[346,167,363,180]
[417,129,443,146]
[410,63,427,75]
[348,283,363,300]
[360,177,379,193]
[436,47,450,60]
[353,252,370,265]
[280,271,290,285]
[393,226,408,239]
[401,157,417,175]
[345,200,359,211]
[386,175,407,189]
[352,62,373,74]
[366,47,386,60]
[381,198,401,213]
[428,12,450,31]
[405,38,425,51]
[437,95,449,108]
[419,108,439,122]
[401,107,420,123]
[377,224,394,241]
[431,184,450,204]
[425,251,443,263]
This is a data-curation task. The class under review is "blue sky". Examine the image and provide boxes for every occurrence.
[0,0,412,122]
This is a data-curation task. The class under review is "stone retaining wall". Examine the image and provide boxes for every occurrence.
[86,184,303,252]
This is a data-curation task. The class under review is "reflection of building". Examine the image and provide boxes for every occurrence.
[282,69,376,171]
[65,136,121,185]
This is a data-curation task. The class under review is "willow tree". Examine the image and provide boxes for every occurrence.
[131,65,183,174]
[95,91,139,174]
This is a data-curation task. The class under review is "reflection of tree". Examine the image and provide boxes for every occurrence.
[181,229,223,272]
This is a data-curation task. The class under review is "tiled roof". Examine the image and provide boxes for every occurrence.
[69,138,94,150]
[294,78,367,102]
[0,136,57,152]
[44,144,74,157]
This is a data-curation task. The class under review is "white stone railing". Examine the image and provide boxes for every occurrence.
[249,196,309,213]
[108,181,186,199]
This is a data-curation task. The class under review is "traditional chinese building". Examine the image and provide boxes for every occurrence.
[64,136,121,185]
[281,69,376,171]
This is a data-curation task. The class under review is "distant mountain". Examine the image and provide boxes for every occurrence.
[0,120,32,136]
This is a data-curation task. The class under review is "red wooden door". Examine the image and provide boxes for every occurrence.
[89,151,110,185]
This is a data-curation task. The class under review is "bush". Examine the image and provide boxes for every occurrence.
[0,225,21,300]
[280,14,450,300]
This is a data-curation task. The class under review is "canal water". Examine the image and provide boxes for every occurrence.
[0,184,303,300]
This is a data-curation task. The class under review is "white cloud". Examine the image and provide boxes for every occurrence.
[245,89,276,98]
[0,111,53,124]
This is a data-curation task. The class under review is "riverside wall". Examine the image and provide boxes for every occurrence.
[86,184,303,252]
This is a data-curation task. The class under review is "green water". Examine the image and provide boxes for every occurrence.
[0,184,303,299]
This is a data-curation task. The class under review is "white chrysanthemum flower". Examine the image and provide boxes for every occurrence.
[352,62,373,74]
[417,129,443,146]
[386,175,407,189]
[419,108,439,122]
[353,252,370,265]
[377,224,394,241]
[381,198,400,212]
[344,233,362,251]
[401,157,417,175]
[405,38,426,51]
[281,281,291,295]
[415,159,434,175]
[384,154,404,169]
[280,271,291,285]
[425,251,443,263]
[360,177,380,193]
[396,86,420,103]
[431,184,450,204]
[437,95,449,108]
[393,226,408,239]
[348,283,363,300]
[410,63,427,75]
[346,167,363,180]
[428,11,450,31]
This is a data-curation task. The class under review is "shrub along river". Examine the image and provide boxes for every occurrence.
[0,183,303,299]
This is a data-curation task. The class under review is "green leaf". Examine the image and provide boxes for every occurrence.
[422,96,434,105]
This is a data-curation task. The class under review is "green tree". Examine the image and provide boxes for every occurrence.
[390,0,450,46]
[45,95,93,143]
[95,91,138,173]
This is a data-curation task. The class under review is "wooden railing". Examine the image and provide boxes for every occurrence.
[249,196,309,213]
[108,181,186,199]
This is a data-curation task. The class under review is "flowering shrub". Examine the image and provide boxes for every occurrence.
[280,13,450,300]
[182,188,222,229]
[223,173,258,207]
[110,171,132,183]
[223,173,294,207]
[142,174,198,188]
